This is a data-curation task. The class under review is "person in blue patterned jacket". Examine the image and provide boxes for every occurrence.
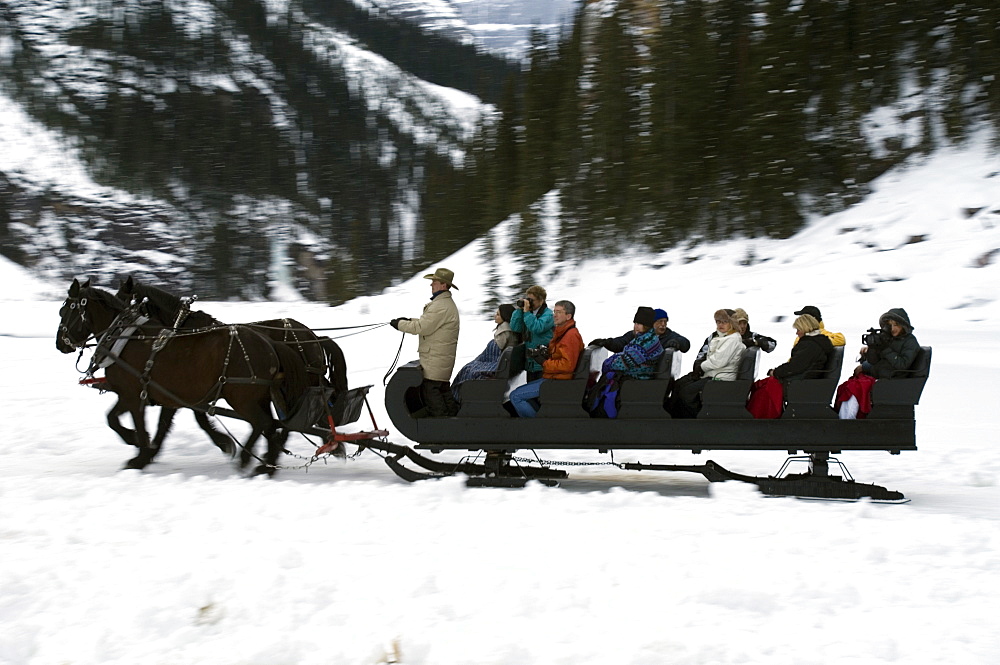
[585,307,664,418]
[590,308,690,353]
[604,307,665,379]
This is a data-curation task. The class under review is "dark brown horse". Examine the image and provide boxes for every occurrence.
[57,279,308,475]
[116,276,348,397]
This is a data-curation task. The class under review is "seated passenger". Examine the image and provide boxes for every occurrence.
[733,308,777,354]
[746,314,833,418]
[451,304,522,400]
[510,285,554,382]
[856,308,920,379]
[792,305,846,347]
[667,309,745,419]
[590,308,690,352]
[836,308,920,418]
[508,300,584,418]
[585,307,664,418]
[769,315,833,381]
[652,309,691,352]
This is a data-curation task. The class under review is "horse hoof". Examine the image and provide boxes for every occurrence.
[252,465,275,478]
[123,458,148,470]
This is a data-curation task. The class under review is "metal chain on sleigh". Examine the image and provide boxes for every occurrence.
[509,450,627,469]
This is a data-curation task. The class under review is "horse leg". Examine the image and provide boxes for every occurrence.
[123,403,161,470]
[238,426,258,470]
[234,400,283,477]
[106,397,139,447]
[193,410,236,457]
[149,407,177,457]
[256,424,289,478]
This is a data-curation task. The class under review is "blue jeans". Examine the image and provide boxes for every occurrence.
[509,379,546,418]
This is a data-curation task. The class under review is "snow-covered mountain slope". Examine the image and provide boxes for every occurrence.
[0,0,495,300]
[356,0,578,57]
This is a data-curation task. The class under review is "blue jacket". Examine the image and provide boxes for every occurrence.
[510,304,554,372]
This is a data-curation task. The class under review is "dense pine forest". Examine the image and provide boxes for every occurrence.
[1,0,998,303]
[428,0,1000,263]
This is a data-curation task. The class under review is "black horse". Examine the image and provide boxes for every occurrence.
[116,276,351,458]
[116,276,348,397]
[57,279,309,475]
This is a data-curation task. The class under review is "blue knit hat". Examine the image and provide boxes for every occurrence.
[654,308,669,322]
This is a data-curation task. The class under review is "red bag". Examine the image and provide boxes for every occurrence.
[835,374,877,419]
[746,376,784,419]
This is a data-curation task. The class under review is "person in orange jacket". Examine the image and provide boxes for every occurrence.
[508,300,584,417]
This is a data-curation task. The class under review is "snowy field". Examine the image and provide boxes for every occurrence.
[3,141,1000,664]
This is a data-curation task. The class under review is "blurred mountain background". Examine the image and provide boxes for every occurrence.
[1,0,998,304]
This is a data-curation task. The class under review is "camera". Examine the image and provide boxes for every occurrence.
[515,298,526,308]
[863,327,891,349]
[526,345,550,363]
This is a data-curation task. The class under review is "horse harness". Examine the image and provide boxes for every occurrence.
[86,304,275,413]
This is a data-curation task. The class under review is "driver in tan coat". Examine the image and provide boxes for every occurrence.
[391,268,461,417]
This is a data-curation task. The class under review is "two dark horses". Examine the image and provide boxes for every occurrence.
[57,278,347,475]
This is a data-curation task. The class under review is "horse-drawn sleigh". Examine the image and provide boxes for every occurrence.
[58,279,931,501]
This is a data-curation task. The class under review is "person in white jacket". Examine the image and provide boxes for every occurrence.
[668,309,745,417]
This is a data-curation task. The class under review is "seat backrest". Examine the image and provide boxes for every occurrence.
[805,345,844,379]
[652,349,676,379]
[572,345,602,379]
[494,344,525,379]
[737,346,760,381]
[869,346,933,414]
[896,346,932,378]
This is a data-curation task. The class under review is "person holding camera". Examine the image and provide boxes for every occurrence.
[510,285,554,381]
[855,308,920,379]
[390,268,461,417]
[836,308,920,419]
[508,301,583,418]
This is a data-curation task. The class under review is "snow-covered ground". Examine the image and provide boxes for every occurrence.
[3,140,1000,664]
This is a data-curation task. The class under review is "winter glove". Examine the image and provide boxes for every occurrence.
[589,338,608,348]
[390,317,409,330]
[663,339,681,350]
[752,333,777,352]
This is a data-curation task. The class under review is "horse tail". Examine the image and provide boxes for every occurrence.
[319,337,349,394]
[272,341,311,419]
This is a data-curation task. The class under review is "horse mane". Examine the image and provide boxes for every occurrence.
[121,279,220,328]
[87,284,128,312]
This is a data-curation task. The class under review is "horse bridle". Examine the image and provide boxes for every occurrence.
[59,294,91,350]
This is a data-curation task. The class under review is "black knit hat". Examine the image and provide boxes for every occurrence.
[633,306,656,328]
[498,303,516,323]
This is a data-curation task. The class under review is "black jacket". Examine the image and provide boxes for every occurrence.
[771,332,833,381]
[599,328,691,354]
[865,307,921,379]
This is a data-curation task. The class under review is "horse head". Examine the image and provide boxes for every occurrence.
[56,279,126,353]
[57,278,92,353]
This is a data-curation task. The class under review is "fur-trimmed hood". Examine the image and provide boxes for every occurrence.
[879,308,913,334]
